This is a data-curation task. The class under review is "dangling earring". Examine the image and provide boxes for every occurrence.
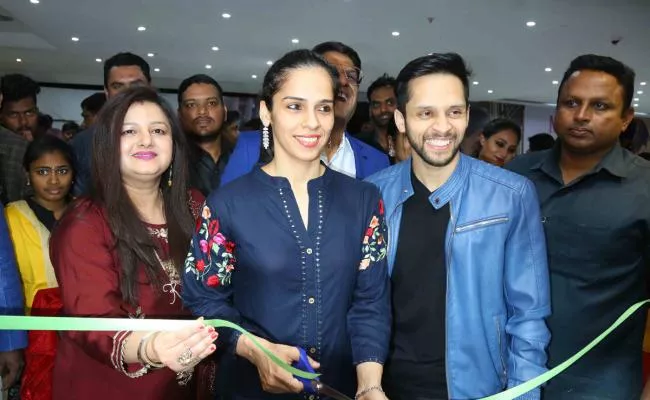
[167,168,173,187]
[262,125,270,150]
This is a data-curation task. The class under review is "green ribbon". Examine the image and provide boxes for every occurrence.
[478,299,649,400]
[0,299,647,399]
[0,316,319,380]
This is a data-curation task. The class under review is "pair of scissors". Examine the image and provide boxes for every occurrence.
[292,347,354,400]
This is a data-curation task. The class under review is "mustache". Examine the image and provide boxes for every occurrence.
[193,117,215,124]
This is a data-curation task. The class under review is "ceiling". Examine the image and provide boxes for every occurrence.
[0,0,648,113]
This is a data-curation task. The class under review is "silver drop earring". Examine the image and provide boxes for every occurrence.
[262,125,270,150]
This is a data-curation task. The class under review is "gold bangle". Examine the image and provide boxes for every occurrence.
[138,331,165,369]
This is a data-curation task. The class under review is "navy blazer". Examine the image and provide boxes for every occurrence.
[0,203,27,352]
[221,130,389,186]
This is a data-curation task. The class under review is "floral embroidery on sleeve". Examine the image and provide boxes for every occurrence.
[185,204,236,288]
[359,199,387,271]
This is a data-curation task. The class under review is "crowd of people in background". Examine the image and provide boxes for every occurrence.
[0,39,649,400]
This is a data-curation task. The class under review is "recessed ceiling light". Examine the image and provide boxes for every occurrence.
[637,112,648,116]
[638,90,644,94]
[137,26,146,31]
[16,58,22,63]
[552,80,559,85]
[472,81,479,85]
[30,0,39,3]
[154,68,160,72]
[266,60,273,66]
[222,13,231,19]
[526,21,536,27]
[634,103,639,107]
[71,37,79,42]
[634,98,640,101]
[291,38,299,44]
[545,67,552,72]
[487,90,494,94]
[211,46,219,51]
[252,75,258,79]
[641,82,647,86]
[205,64,212,69]
[546,103,557,107]
[392,31,400,37]
[95,58,102,63]
[147,53,155,57]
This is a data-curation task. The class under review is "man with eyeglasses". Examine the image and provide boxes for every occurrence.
[71,52,152,196]
[221,41,389,184]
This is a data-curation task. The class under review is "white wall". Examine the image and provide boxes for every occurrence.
[522,105,556,152]
[36,87,258,129]
[37,87,178,128]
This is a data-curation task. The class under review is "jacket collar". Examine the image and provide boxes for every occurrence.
[396,153,470,210]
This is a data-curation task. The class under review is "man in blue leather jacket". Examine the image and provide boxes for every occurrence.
[0,203,27,392]
[366,53,551,400]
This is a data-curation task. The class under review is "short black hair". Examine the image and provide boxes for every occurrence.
[396,53,471,112]
[224,110,240,127]
[23,134,75,172]
[62,121,80,133]
[103,52,151,88]
[528,133,556,151]
[367,73,397,102]
[1,74,40,109]
[558,54,635,112]
[482,118,522,143]
[81,92,107,114]
[312,41,361,70]
[177,74,224,106]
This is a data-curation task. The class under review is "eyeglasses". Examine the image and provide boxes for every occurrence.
[333,65,363,86]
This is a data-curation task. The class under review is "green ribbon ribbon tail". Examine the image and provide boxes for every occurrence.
[1,298,647,394]
[478,299,650,400]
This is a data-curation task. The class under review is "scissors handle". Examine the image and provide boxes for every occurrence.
[292,347,318,394]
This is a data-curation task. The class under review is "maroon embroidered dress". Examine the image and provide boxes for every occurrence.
[49,194,203,400]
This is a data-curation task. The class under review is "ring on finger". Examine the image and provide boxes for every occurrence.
[177,348,193,366]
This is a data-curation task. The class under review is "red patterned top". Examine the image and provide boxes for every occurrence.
[49,190,204,400]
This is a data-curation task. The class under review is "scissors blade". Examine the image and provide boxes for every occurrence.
[311,381,354,400]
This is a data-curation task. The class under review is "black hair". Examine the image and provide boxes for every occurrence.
[91,86,193,305]
[258,49,339,164]
[367,73,397,102]
[528,133,556,152]
[103,52,151,88]
[1,74,40,109]
[224,110,240,127]
[81,92,107,114]
[177,74,224,106]
[558,54,635,113]
[396,53,472,112]
[466,107,491,137]
[482,118,522,143]
[23,134,75,171]
[38,113,53,130]
[312,41,361,70]
[62,121,80,133]
[242,117,262,131]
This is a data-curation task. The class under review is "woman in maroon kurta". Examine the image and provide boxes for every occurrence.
[49,87,216,400]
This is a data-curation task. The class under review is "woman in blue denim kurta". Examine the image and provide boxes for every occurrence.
[181,50,391,400]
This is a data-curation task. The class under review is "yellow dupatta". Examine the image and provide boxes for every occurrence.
[4,200,57,310]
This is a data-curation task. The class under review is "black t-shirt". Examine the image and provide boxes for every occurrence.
[384,171,450,400]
